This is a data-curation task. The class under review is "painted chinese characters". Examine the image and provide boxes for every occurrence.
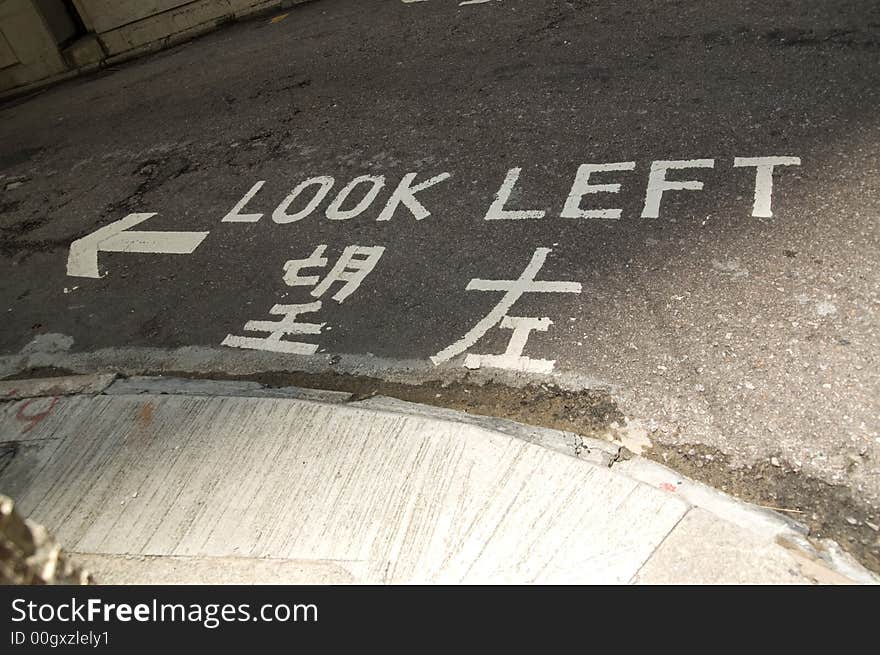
[431,247,581,372]
[222,244,385,354]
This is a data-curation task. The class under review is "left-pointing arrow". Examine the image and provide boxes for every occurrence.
[66,213,210,278]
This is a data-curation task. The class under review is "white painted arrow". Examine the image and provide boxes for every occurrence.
[66,213,210,278]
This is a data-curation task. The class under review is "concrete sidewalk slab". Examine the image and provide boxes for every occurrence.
[69,553,365,585]
[614,457,806,539]
[633,508,851,585]
[0,393,688,583]
[0,378,876,584]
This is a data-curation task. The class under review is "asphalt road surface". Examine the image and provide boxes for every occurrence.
[1,0,879,569]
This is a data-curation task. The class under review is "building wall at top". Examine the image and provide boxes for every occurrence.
[0,0,68,91]
[0,0,302,94]
[70,0,284,58]
[71,0,194,34]
[34,0,77,43]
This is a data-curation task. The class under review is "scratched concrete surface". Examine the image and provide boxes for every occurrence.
[1,388,875,583]
[0,0,879,569]
[0,392,688,583]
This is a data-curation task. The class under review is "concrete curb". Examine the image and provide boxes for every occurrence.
[1,373,877,584]
[0,373,116,400]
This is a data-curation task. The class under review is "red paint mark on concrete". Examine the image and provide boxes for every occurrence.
[139,402,154,428]
[659,482,678,493]
[16,396,59,433]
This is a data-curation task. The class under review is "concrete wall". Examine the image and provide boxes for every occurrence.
[80,0,280,59]
[34,0,77,43]
[73,1,197,33]
[0,0,69,92]
[0,0,303,95]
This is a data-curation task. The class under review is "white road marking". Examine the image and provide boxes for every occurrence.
[66,213,209,279]
[283,245,329,287]
[217,157,798,227]
[222,302,325,355]
[464,316,556,373]
[641,159,715,219]
[226,243,386,354]
[432,247,581,366]
[484,167,546,220]
[310,245,386,303]
[734,156,801,217]
[377,172,452,221]
[221,180,266,222]
[562,162,636,220]
[326,175,386,221]
[225,171,450,224]
[274,176,335,223]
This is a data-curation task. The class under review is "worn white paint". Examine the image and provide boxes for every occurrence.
[221,180,266,222]
[216,157,801,228]
[326,175,386,221]
[464,316,556,373]
[222,302,324,355]
[224,242,386,355]
[734,156,801,218]
[376,172,452,221]
[432,248,581,366]
[283,245,329,287]
[483,168,546,220]
[226,172,450,225]
[273,176,335,224]
[66,213,209,279]
[310,245,386,303]
[282,244,385,303]
[562,162,636,220]
[0,393,691,584]
[641,159,715,219]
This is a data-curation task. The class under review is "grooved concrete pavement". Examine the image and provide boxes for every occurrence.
[0,375,875,584]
